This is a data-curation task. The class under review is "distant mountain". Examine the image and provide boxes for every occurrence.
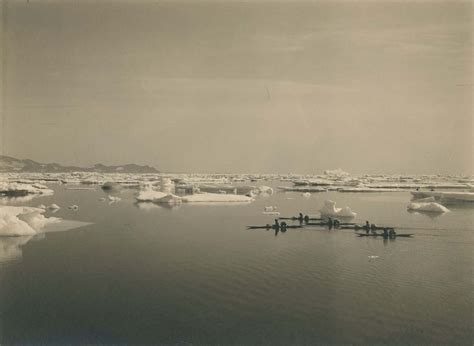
[0,155,159,173]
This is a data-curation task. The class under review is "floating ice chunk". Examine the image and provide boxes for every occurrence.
[407,202,449,213]
[319,200,357,218]
[37,204,46,210]
[0,182,54,197]
[302,192,311,198]
[324,168,350,177]
[264,206,277,212]
[0,206,60,237]
[68,205,79,210]
[262,211,281,215]
[368,255,379,259]
[182,193,253,203]
[107,195,121,202]
[136,189,182,204]
[48,204,60,210]
[98,197,106,202]
[258,186,274,194]
[411,191,474,203]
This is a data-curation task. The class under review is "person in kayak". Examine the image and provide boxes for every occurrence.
[365,221,370,234]
[389,228,396,238]
[274,219,280,229]
[280,221,288,232]
[327,217,333,229]
[383,228,389,238]
[298,213,304,222]
[304,215,310,223]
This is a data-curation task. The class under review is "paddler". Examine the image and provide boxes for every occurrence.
[365,221,370,234]
[383,228,389,238]
[298,213,304,222]
[304,215,310,223]
[274,219,280,229]
[389,228,396,238]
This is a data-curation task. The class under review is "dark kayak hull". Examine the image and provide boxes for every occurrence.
[247,225,303,230]
[357,233,413,238]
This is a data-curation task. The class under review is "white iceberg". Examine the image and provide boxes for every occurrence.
[136,189,182,204]
[182,193,253,203]
[407,201,450,213]
[319,200,357,218]
[0,206,60,237]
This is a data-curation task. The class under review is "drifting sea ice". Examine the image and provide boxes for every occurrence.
[407,201,450,213]
[182,193,253,203]
[0,206,60,236]
[319,200,357,218]
[136,189,182,204]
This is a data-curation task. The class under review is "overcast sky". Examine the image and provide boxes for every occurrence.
[1,0,472,174]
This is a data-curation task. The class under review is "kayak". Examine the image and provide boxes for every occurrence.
[279,216,322,221]
[357,233,413,238]
[340,225,390,230]
[247,225,304,230]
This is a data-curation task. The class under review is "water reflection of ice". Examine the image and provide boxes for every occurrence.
[0,234,44,265]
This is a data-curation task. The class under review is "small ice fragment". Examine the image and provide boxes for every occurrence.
[37,204,46,209]
[47,204,60,210]
[319,200,356,218]
[264,206,277,212]
[108,195,121,202]
[98,197,106,201]
[368,255,379,259]
[302,192,311,198]
[68,205,79,210]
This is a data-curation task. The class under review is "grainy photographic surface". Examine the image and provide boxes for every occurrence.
[0,0,473,344]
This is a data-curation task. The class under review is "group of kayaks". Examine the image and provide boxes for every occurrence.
[247,213,414,238]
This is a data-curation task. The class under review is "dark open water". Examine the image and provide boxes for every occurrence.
[0,183,472,344]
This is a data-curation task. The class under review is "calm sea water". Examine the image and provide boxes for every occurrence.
[0,183,473,344]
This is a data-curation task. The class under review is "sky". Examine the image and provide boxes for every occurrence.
[1,0,472,174]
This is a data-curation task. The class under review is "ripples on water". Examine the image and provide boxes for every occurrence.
[0,185,472,344]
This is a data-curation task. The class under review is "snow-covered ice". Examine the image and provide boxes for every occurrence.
[319,200,357,218]
[0,206,60,236]
[182,193,253,203]
[407,201,450,213]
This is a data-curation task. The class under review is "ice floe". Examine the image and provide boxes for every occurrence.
[182,193,253,203]
[411,191,474,203]
[407,201,450,213]
[0,181,54,197]
[0,206,60,236]
[319,200,357,218]
[136,189,182,204]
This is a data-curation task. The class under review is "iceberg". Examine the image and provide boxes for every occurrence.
[182,193,253,203]
[407,201,450,213]
[136,189,182,204]
[319,200,357,218]
[0,206,60,237]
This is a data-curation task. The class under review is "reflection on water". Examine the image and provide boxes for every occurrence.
[0,184,472,344]
[0,234,44,265]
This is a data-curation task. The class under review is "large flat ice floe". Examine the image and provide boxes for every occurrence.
[182,193,253,203]
[0,182,54,197]
[411,191,474,203]
[319,200,357,218]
